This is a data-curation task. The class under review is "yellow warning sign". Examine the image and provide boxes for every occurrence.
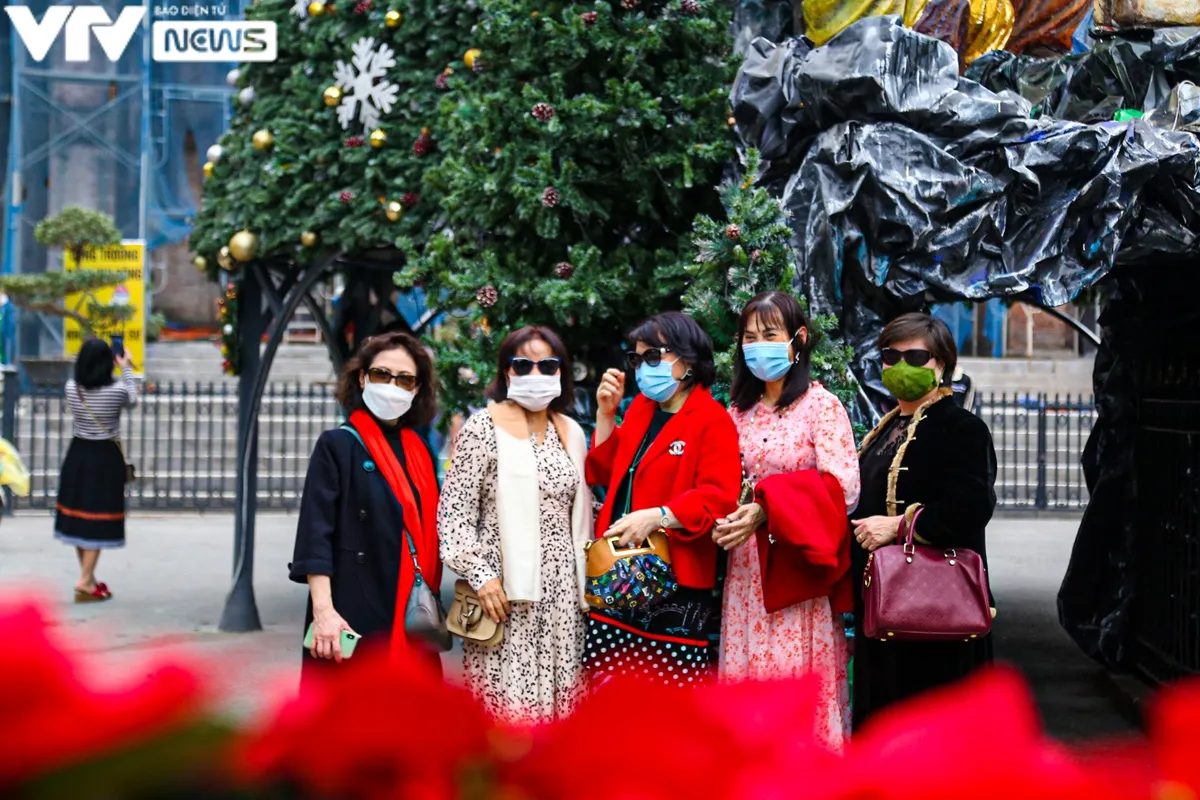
[63,240,146,377]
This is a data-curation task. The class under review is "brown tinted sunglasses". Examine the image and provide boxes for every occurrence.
[366,367,418,391]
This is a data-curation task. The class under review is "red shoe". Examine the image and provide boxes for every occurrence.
[74,586,111,604]
[96,582,112,598]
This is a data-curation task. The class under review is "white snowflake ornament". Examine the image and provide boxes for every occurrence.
[332,38,398,132]
[291,0,308,16]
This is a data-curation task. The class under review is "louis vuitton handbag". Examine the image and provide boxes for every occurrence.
[446,580,504,647]
[584,529,678,611]
[861,508,992,642]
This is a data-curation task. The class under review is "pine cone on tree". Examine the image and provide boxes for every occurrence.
[541,187,560,207]
[353,0,371,12]
[620,0,639,8]
[402,192,420,208]
[725,223,741,240]
[476,285,499,307]
[750,248,762,262]
[344,135,365,147]
[340,190,354,204]
[531,102,555,121]
[581,10,598,26]
[413,132,432,156]
[681,0,700,13]
[435,72,450,90]
[554,262,575,279]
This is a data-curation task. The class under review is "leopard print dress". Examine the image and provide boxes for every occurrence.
[438,412,588,725]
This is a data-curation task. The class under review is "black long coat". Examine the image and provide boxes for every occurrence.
[288,425,439,683]
[851,389,997,730]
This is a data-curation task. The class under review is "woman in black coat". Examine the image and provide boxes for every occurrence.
[850,313,997,730]
[289,331,442,684]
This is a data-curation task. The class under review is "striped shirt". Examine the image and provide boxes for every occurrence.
[66,367,138,440]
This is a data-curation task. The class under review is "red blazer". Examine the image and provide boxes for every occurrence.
[754,469,853,614]
[586,388,741,590]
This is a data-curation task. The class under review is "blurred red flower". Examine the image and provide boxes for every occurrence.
[846,665,1122,800]
[238,650,491,800]
[1149,676,1200,797]
[0,600,205,787]
[497,673,844,800]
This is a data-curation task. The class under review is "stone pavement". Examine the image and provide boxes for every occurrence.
[0,512,1137,739]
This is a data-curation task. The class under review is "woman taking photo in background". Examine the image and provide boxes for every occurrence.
[289,331,442,683]
[586,311,740,686]
[439,326,592,725]
[714,292,860,751]
[56,338,137,602]
[851,312,997,729]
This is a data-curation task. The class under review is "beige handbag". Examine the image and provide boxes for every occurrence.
[446,580,504,647]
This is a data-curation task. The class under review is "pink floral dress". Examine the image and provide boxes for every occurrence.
[720,383,861,752]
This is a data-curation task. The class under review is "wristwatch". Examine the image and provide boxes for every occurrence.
[659,506,671,529]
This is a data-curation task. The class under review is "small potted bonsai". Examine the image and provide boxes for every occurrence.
[0,207,134,390]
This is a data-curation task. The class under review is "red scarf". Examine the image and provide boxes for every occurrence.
[348,410,440,662]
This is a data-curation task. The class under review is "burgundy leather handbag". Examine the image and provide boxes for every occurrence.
[861,508,992,642]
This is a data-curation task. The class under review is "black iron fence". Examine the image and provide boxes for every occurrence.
[0,379,1095,513]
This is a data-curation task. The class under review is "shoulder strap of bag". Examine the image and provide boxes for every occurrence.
[340,425,423,577]
[76,387,128,461]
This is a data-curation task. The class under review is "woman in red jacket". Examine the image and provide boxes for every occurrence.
[585,312,741,686]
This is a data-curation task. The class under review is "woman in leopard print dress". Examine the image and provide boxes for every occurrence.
[439,326,592,725]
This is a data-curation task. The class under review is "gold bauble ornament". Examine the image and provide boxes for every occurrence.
[323,86,343,107]
[193,255,208,271]
[252,129,275,150]
[384,9,402,27]
[300,231,319,247]
[218,246,234,271]
[308,1,326,15]
[368,128,387,148]
[229,230,259,262]
[385,201,404,221]
[464,48,482,69]
[203,161,215,178]
[727,116,736,127]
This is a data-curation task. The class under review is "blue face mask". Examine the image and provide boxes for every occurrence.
[742,341,795,382]
[636,360,681,403]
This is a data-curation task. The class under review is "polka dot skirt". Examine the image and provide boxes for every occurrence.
[585,618,714,689]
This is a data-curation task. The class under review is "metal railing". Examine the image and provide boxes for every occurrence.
[972,393,1096,512]
[1,381,1096,513]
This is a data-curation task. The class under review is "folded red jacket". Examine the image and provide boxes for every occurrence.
[754,470,852,614]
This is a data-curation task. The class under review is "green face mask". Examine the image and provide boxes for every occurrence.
[882,360,939,402]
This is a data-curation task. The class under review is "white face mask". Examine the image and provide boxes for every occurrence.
[506,374,562,412]
[362,382,415,421]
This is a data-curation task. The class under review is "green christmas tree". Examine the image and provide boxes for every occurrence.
[400,0,738,418]
[189,0,478,371]
[680,150,863,438]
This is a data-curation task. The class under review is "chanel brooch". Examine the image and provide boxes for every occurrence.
[668,441,685,456]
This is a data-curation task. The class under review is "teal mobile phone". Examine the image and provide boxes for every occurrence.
[303,623,360,659]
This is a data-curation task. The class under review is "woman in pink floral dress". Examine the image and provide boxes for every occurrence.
[714,292,861,752]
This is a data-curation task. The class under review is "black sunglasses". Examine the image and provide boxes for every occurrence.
[626,347,673,369]
[881,348,933,368]
[366,367,419,390]
[510,357,561,376]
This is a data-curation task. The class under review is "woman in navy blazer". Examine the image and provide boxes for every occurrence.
[585,312,741,686]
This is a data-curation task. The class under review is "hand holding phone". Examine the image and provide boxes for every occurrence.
[304,617,360,661]
[111,335,125,357]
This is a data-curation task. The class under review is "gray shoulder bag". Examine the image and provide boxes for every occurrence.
[341,426,451,653]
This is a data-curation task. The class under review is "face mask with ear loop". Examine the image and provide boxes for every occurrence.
[742,330,806,382]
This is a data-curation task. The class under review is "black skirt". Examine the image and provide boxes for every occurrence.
[55,438,126,549]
